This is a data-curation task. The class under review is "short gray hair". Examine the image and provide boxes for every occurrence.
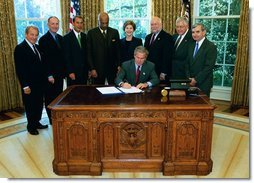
[25,25,39,35]
[176,17,189,25]
[192,22,206,31]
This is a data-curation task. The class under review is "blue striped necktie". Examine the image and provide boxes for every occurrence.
[193,42,199,58]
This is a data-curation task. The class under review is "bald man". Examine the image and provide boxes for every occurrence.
[87,12,120,85]
[144,16,174,83]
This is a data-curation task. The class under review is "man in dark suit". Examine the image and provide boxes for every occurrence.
[87,12,120,85]
[172,17,193,79]
[14,26,48,135]
[185,23,217,97]
[39,16,65,124]
[115,46,159,89]
[144,16,174,83]
[63,15,88,86]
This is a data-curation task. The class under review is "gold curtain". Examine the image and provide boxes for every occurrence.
[0,1,23,111]
[152,0,182,35]
[60,0,103,34]
[230,0,249,107]
[60,0,70,35]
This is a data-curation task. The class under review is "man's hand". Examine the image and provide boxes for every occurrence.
[189,78,197,86]
[69,73,76,80]
[91,69,98,78]
[48,77,55,84]
[160,73,166,80]
[23,87,31,95]
[136,83,148,89]
[121,82,131,89]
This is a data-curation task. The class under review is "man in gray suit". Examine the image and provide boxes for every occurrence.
[115,46,159,89]
[185,23,217,97]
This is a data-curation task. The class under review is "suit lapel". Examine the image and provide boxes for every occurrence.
[130,61,136,84]
[191,38,208,65]
[139,62,147,82]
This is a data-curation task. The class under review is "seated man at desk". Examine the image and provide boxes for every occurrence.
[115,46,159,89]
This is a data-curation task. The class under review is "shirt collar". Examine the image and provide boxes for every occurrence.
[197,37,206,48]
[25,39,35,50]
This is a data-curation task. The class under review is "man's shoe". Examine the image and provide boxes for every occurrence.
[28,129,39,135]
[37,124,48,129]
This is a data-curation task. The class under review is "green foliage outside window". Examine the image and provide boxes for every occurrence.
[105,0,150,41]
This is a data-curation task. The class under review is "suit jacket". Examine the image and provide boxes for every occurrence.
[62,30,88,80]
[14,40,47,88]
[144,29,174,77]
[115,60,160,86]
[87,27,120,78]
[39,31,65,78]
[120,36,143,63]
[185,38,217,96]
[172,30,193,79]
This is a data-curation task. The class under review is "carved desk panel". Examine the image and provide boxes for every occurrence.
[49,86,215,176]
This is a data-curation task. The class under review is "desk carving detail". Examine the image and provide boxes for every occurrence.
[49,86,214,176]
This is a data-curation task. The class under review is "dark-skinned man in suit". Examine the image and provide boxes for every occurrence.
[172,17,193,79]
[115,46,159,89]
[87,12,120,85]
[63,15,88,86]
[14,26,48,135]
[185,23,217,97]
[39,16,65,124]
[144,16,174,83]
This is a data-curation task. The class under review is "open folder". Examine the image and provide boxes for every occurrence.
[96,86,142,94]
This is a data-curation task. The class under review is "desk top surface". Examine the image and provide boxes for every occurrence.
[49,85,214,110]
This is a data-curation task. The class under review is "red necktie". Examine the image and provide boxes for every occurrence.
[135,65,141,85]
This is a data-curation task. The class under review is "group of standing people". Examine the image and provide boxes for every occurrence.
[13,12,217,135]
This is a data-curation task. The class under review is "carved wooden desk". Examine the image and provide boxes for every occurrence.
[48,85,215,176]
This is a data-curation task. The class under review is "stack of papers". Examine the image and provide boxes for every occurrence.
[96,86,143,94]
[117,86,143,94]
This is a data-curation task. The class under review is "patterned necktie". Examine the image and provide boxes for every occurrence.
[174,35,182,49]
[193,42,199,58]
[77,33,82,47]
[149,33,156,45]
[33,45,41,61]
[135,65,141,85]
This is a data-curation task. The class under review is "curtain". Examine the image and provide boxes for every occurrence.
[230,0,249,107]
[60,0,103,34]
[152,0,182,35]
[0,1,23,111]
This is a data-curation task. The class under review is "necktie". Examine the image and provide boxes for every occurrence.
[193,42,199,58]
[102,30,106,38]
[135,65,141,85]
[149,33,156,45]
[54,35,60,48]
[33,45,41,61]
[174,35,182,49]
[77,33,82,47]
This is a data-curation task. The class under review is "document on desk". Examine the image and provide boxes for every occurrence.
[118,86,143,94]
[96,86,123,94]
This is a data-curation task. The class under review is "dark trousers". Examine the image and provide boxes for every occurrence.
[22,84,44,131]
[44,77,64,124]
